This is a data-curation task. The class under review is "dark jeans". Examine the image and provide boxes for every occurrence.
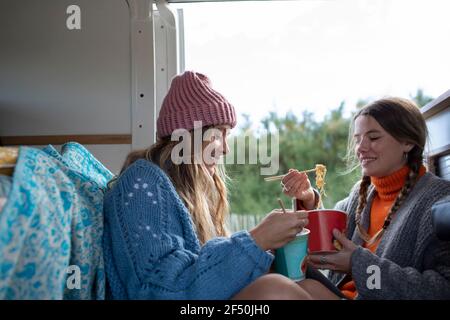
[305,266,348,299]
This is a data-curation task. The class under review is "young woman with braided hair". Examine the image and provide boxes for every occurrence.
[265,97,450,300]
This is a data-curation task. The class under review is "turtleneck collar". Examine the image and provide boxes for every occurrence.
[370,165,426,201]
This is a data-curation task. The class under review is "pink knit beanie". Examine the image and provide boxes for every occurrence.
[157,71,237,138]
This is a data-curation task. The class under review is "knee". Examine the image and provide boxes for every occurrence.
[252,274,293,293]
[297,279,340,300]
[233,274,312,300]
[298,279,323,292]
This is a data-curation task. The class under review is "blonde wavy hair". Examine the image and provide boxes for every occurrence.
[117,128,230,245]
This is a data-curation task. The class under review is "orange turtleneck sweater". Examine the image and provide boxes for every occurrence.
[340,165,426,299]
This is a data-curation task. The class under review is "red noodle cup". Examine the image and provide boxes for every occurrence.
[306,209,347,252]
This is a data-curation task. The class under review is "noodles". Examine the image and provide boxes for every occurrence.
[333,238,343,251]
[315,164,327,198]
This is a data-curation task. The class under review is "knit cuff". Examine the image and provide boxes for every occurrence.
[295,188,321,210]
[231,230,274,272]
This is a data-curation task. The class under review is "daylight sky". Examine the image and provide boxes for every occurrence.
[173,0,450,129]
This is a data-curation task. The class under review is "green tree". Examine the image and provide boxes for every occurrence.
[411,89,433,107]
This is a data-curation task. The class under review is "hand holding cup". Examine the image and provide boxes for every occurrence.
[249,209,308,251]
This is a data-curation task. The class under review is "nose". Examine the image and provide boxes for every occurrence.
[222,135,230,155]
[356,136,370,154]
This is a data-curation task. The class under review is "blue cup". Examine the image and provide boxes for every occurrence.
[274,228,310,281]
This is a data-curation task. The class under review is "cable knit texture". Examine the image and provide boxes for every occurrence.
[340,165,426,298]
[370,165,426,201]
[102,159,273,300]
[329,172,450,299]
[157,71,237,138]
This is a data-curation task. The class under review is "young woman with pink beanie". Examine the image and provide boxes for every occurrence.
[102,71,324,299]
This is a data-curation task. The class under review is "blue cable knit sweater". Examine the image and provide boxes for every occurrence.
[103,159,273,299]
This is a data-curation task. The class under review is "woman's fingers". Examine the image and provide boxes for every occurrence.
[282,181,299,196]
[307,254,323,264]
[282,171,306,187]
[302,218,309,226]
[295,210,308,219]
[281,170,304,187]
[298,177,311,192]
[332,229,351,247]
[281,185,294,197]
[307,261,335,270]
[297,219,308,230]
[286,180,303,195]
[282,173,311,199]
[263,208,311,248]
[307,253,337,270]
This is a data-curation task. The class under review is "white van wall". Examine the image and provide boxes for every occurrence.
[0,0,159,174]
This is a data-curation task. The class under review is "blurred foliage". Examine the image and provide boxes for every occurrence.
[411,89,434,107]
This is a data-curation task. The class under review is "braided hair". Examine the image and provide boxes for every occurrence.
[350,97,428,245]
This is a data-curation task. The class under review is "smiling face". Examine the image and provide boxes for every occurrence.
[202,125,231,176]
[354,115,413,177]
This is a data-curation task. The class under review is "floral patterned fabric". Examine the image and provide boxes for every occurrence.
[0,175,12,199]
[0,143,113,299]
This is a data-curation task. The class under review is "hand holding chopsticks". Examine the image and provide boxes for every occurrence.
[267,164,327,204]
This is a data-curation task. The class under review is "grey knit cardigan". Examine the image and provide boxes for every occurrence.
[328,172,450,299]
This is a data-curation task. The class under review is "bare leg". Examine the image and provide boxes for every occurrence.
[232,274,313,300]
[297,279,341,300]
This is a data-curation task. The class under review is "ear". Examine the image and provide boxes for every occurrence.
[402,142,414,153]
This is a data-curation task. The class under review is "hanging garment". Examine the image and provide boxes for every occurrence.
[0,143,113,299]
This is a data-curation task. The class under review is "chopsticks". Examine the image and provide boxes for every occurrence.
[277,198,287,214]
[264,168,316,181]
